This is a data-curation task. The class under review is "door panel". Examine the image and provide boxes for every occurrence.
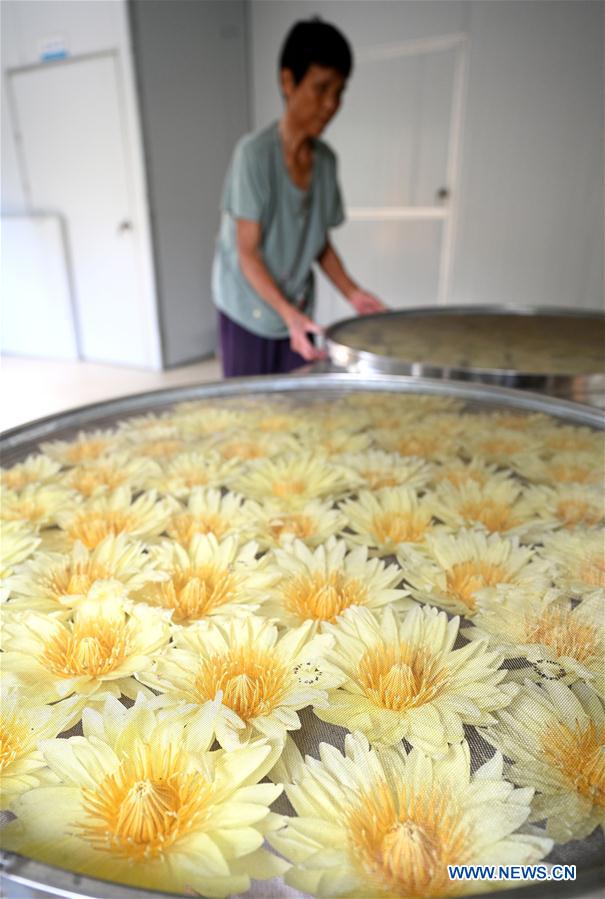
[414,48,457,206]
[317,39,462,324]
[11,54,148,365]
[328,46,456,208]
[317,220,442,326]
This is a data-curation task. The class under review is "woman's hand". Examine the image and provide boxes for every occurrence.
[282,307,326,362]
[348,288,388,315]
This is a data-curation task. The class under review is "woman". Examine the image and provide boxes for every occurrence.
[212,18,385,377]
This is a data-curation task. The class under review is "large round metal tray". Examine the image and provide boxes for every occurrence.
[325,306,605,406]
[1,374,603,899]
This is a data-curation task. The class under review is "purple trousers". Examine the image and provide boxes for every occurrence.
[218,311,306,377]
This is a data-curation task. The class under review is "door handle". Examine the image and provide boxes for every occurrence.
[436,188,450,202]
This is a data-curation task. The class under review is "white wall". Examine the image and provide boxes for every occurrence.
[0,0,162,368]
[130,0,250,367]
[249,0,604,312]
[452,0,603,309]
[250,1,467,124]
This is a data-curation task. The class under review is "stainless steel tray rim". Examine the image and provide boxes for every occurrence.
[324,305,605,389]
[327,339,605,383]
[1,374,604,460]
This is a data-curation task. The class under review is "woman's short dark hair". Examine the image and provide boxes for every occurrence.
[279,18,353,84]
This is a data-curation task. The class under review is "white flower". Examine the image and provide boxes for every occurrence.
[484,681,605,841]
[1,484,74,528]
[429,480,550,537]
[140,616,343,748]
[162,487,256,545]
[514,451,603,488]
[263,537,410,631]
[233,452,360,506]
[59,453,160,497]
[339,487,438,556]
[52,486,172,550]
[0,520,40,577]
[41,429,116,465]
[1,454,61,491]
[132,534,276,624]
[398,530,551,617]
[464,588,605,696]
[6,534,165,615]
[0,680,78,809]
[270,733,552,897]
[242,498,346,550]
[1,696,286,896]
[2,583,170,708]
[315,604,515,752]
[538,529,605,596]
[524,484,604,537]
[462,427,541,469]
[336,449,432,491]
[140,451,240,496]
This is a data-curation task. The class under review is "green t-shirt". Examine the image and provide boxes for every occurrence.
[212,121,345,338]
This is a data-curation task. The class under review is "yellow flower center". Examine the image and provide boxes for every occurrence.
[543,720,605,808]
[445,560,509,611]
[219,441,265,460]
[41,617,129,677]
[440,467,487,487]
[493,414,530,430]
[478,438,523,456]
[138,440,183,459]
[459,498,520,533]
[363,472,399,489]
[166,513,228,545]
[548,463,594,485]
[65,440,110,464]
[194,645,291,721]
[148,566,236,623]
[372,415,402,429]
[180,471,212,488]
[259,416,292,432]
[548,434,596,452]
[271,479,305,498]
[358,641,447,712]
[3,470,32,490]
[283,572,368,623]
[371,511,430,545]
[2,499,48,524]
[346,780,469,897]
[269,514,315,541]
[69,468,126,496]
[0,716,28,771]
[524,607,599,664]
[393,435,441,458]
[46,560,113,600]
[66,512,135,549]
[555,499,601,528]
[79,742,212,860]
[579,552,605,588]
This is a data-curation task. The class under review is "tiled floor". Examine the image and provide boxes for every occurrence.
[0,354,222,432]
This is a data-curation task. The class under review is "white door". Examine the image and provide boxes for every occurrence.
[10,53,151,365]
[317,34,467,324]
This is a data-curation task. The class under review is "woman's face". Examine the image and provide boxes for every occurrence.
[281,64,347,137]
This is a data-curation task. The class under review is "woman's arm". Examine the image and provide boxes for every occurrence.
[317,240,387,314]
[237,219,324,361]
